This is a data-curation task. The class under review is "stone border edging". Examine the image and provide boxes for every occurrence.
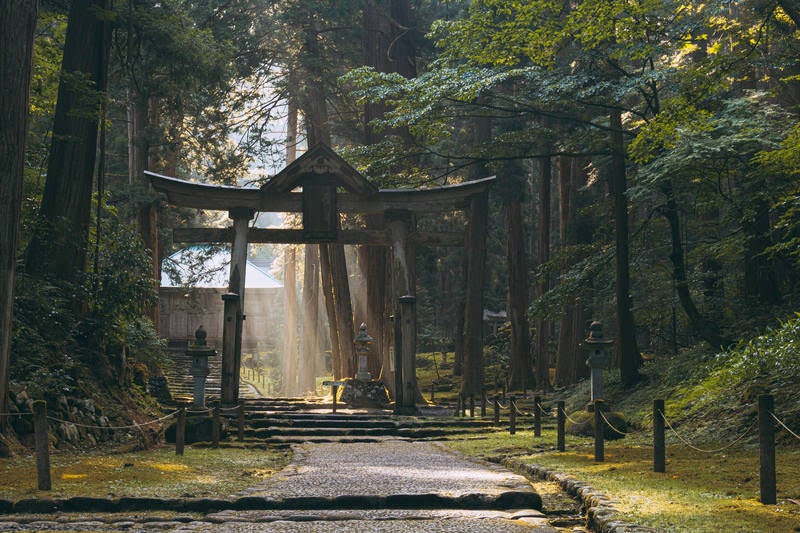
[0,491,540,515]
[502,458,664,533]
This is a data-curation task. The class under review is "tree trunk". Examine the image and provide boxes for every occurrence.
[462,193,489,396]
[302,244,321,382]
[283,246,299,395]
[300,18,356,381]
[506,200,532,389]
[660,180,728,348]
[318,244,343,378]
[0,0,37,430]
[128,93,159,326]
[534,155,552,391]
[609,110,642,387]
[359,216,386,381]
[25,0,112,284]
[555,156,580,386]
[743,195,781,307]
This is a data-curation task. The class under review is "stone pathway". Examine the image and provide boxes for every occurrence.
[0,441,586,531]
[239,441,536,501]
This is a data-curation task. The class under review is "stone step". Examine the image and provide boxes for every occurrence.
[246,426,505,439]
[241,416,498,431]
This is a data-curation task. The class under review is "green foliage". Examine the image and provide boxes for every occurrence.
[715,315,800,389]
[10,274,80,399]
[84,201,166,373]
[12,202,166,397]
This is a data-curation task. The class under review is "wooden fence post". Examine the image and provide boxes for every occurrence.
[594,400,604,462]
[469,395,475,418]
[654,399,665,473]
[480,392,487,418]
[557,401,565,452]
[509,395,516,435]
[175,406,186,456]
[534,395,542,437]
[33,400,51,490]
[237,403,245,442]
[758,394,776,504]
[493,396,500,425]
[332,385,338,413]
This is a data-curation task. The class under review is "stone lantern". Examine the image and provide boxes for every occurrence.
[186,325,217,409]
[354,323,373,381]
[584,320,613,408]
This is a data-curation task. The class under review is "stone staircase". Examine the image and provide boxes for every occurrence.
[217,398,521,445]
[159,350,530,444]
[161,348,261,403]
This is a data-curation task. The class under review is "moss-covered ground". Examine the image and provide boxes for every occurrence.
[0,445,290,500]
[413,347,800,532]
[447,429,800,532]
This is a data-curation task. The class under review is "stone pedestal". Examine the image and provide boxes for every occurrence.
[339,378,391,408]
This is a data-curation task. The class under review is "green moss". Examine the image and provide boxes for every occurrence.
[0,445,290,500]
[446,429,800,532]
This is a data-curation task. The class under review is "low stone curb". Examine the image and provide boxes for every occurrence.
[0,491,540,515]
[502,458,664,533]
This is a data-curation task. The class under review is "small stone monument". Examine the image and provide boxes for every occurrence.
[338,323,390,408]
[584,320,613,410]
[354,322,373,381]
[186,325,217,409]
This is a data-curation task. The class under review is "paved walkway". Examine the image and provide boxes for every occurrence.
[0,441,575,531]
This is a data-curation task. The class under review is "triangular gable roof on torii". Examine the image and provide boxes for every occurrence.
[261,143,378,195]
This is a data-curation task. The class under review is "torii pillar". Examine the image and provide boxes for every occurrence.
[387,209,417,413]
[221,207,254,405]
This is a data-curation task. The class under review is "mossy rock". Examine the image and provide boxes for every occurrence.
[565,409,628,440]
[165,415,228,444]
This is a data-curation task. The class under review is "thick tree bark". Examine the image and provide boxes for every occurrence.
[462,193,489,396]
[609,110,642,387]
[300,19,356,380]
[25,0,112,283]
[359,217,386,381]
[127,93,159,326]
[534,155,552,391]
[362,0,417,390]
[0,0,37,430]
[506,200,532,389]
[555,156,577,386]
[318,244,343,378]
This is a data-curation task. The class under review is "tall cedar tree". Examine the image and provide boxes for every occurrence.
[25,0,113,285]
[0,0,38,429]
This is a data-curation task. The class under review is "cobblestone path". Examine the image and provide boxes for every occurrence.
[0,441,587,531]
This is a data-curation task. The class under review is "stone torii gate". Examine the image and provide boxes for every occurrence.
[147,143,493,409]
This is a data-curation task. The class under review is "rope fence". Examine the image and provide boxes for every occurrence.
[467,391,793,506]
[46,409,180,431]
[598,409,630,436]
[771,412,800,442]
[0,411,32,418]
[659,410,755,453]
[14,398,252,491]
